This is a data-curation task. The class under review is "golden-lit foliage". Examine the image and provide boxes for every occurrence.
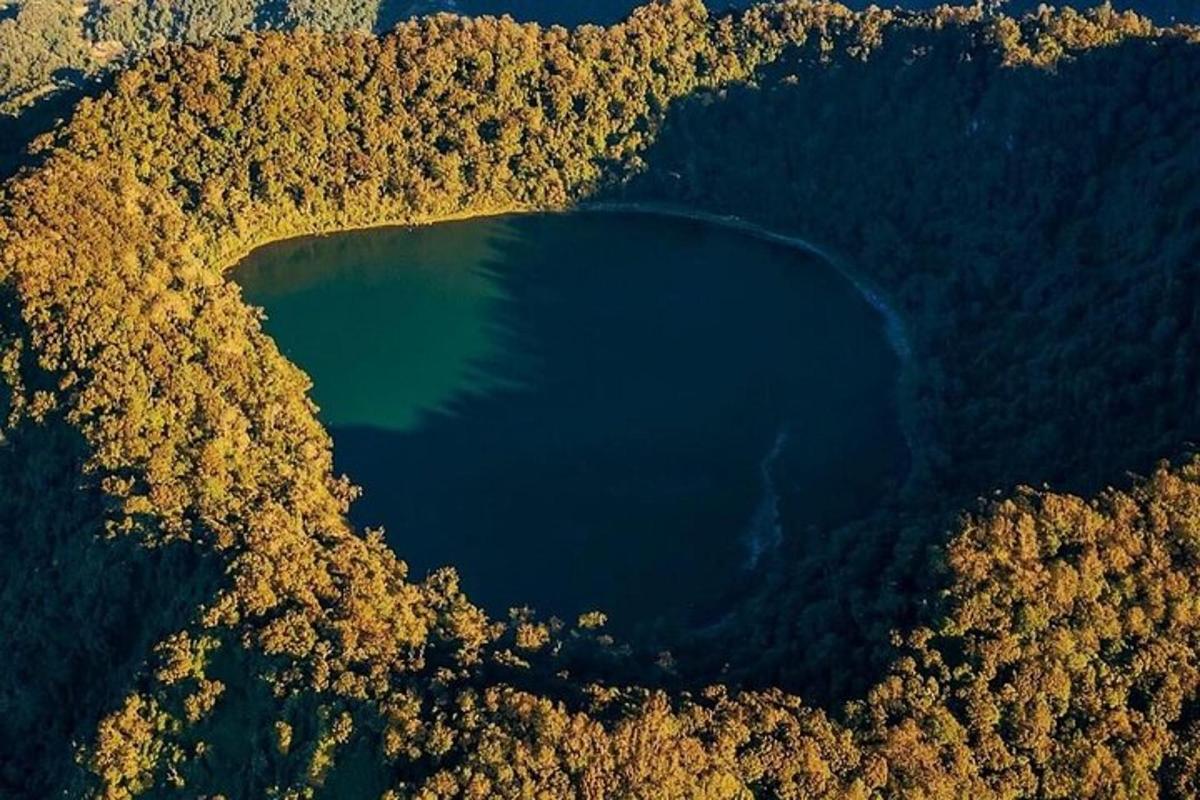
[2,1,1200,797]
[629,1,1200,713]
[849,465,1200,797]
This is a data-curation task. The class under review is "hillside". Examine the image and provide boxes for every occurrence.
[2,0,1198,119]
[3,1,1200,797]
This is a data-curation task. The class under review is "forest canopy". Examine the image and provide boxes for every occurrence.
[3,0,1199,117]
[3,0,1200,797]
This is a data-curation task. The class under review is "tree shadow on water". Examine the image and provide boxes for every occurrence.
[592,29,1200,708]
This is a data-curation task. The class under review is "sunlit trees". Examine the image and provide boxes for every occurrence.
[3,1,1200,797]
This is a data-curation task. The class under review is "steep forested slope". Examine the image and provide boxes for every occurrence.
[630,5,1200,702]
[2,0,1197,118]
[3,1,1200,798]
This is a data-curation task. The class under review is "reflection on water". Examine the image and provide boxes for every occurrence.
[236,218,527,431]
[236,213,906,633]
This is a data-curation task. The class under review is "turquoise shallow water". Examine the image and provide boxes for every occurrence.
[235,212,906,631]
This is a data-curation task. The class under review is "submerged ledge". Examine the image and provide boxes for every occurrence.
[231,200,924,501]
[234,204,916,598]
[575,201,920,487]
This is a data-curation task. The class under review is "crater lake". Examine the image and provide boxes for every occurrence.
[234,211,907,632]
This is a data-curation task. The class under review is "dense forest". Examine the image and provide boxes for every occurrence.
[2,0,1199,119]
[3,0,1200,797]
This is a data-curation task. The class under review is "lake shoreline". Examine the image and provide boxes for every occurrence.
[573,201,921,490]
[232,199,925,575]
[238,210,908,629]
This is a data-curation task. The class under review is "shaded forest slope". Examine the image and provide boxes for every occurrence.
[3,2,1200,797]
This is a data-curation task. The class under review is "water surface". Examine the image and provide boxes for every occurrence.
[236,212,905,631]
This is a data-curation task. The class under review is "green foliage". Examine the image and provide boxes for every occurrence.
[2,2,1200,798]
[630,3,1200,706]
[0,0,97,111]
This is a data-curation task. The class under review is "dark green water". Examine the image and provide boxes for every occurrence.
[235,212,905,631]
